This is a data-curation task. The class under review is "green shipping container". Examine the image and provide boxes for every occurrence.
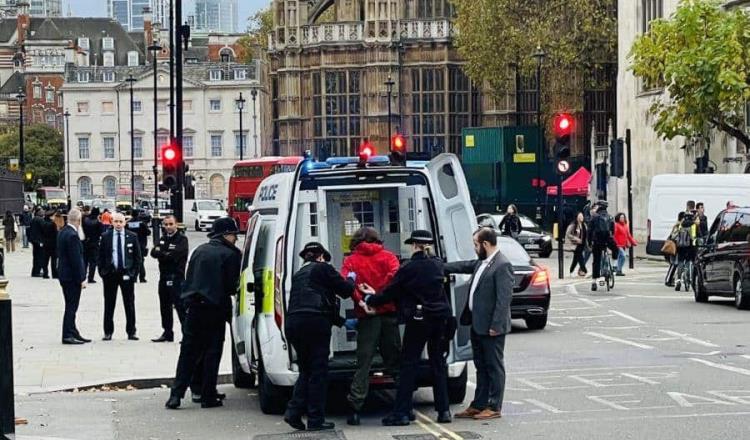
[461,126,545,217]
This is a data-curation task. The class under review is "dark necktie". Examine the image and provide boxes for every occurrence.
[117,232,124,271]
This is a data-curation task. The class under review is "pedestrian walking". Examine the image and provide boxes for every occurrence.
[19,205,31,248]
[696,202,709,239]
[29,208,45,277]
[566,212,588,277]
[498,204,522,239]
[664,212,684,287]
[166,217,242,410]
[42,209,59,278]
[3,210,17,253]
[150,215,189,342]
[613,213,637,276]
[282,242,355,431]
[364,230,454,426]
[98,212,142,341]
[340,227,401,426]
[443,227,514,421]
[56,208,91,345]
[82,208,104,283]
[673,211,697,292]
[126,209,150,283]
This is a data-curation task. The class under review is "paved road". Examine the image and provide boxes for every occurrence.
[13,256,750,439]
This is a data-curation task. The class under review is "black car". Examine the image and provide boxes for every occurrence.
[497,236,551,329]
[478,213,554,258]
[694,207,750,309]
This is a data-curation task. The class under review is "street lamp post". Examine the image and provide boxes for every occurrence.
[236,93,246,160]
[148,42,162,244]
[126,74,137,208]
[532,45,547,222]
[251,88,258,157]
[64,110,71,208]
[15,91,25,172]
[384,75,395,141]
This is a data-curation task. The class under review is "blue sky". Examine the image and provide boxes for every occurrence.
[62,0,271,29]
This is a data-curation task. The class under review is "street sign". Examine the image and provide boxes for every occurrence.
[556,160,570,175]
[513,153,536,163]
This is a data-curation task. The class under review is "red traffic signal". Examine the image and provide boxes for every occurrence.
[553,113,573,138]
[358,139,374,166]
[161,141,181,189]
[161,142,180,164]
[391,133,406,153]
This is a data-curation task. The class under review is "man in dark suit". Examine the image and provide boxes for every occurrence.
[56,208,90,345]
[98,211,143,341]
[28,208,45,277]
[82,207,104,283]
[444,227,514,421]
[41,210,59,278]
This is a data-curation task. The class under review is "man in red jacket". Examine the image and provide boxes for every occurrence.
[341,227,401,425]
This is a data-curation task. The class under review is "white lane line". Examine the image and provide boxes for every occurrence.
[741,355,750,360]
[547,320,563,327]
[681,350,721,356]
[553,314,614,320]
[609,310,646,324]
[584,325,641,331]
[584,331,654,350]
[625,295,688,299]
[575,297,601,308]
[519,411,750,426]
[659,330,719,348]
[690,358,750,376]
[513,365,675,375]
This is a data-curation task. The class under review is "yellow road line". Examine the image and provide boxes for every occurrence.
[415,419,452,440]
[415,410,464,440]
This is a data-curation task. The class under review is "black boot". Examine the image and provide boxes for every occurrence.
[307,421,335,431]
[165,395,180,409]
[347,410,361,426]
[382,414,410,426]
[437,411,452,423]
[284,414,306,431]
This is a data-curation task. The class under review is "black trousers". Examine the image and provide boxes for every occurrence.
[393,317,449,416]
[102,272,136,336]
[60,281,82,340]
[285,314,332,424]
[591,239,618,279]
[84,244,99,282]
[570,244,588,274]
[171,300,226,401]
[31,243,43,275]
[158,275,185,337]
[139,247,147,281]
[470,331,506,411]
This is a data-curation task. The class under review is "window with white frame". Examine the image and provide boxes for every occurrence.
[134,176,145,192]
[103,136,115,159]
[234,132,248,157]
[133,136,143,158]
[210,134,223,157]
[77,71,90,83]
[183,100,193,112]
[641,0,663,33]
[103,176,117,197]
[209,70,222,81]
[33,84,41,99]
[76,101,89,114]
[78,38,90,50]
[127,51,139,66]
[45,87,54,103]
[78,176,92,198]
[103,71,115,82]
[78,137,90,159]
[209,99,221,111]
[101,101,114,114]
[103,52,114,67]
[157,99,168,112]
[234,69,246,80]
[45,112,55,126]
[183,135,194,157]
[102,37,114,51]
[132,100,142,113]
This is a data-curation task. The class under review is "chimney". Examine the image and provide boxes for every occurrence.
[16,1,30,47]
[143,6,154,61]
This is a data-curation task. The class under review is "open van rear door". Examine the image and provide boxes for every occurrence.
[425,154,477,361]
[233,213,262,371]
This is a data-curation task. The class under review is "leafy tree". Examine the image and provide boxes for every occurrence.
[237,6,274,63]
[451,0,617,119]
[629,0,750,150]
[0,124,64,191]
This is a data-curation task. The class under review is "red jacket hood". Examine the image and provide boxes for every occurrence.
[353,242,384,256]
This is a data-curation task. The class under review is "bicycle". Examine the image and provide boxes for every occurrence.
[676,257,693,292]
[599,248,615,292]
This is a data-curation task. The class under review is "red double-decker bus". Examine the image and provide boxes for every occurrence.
[228,156,303,231]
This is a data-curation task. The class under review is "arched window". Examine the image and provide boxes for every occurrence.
[219,47,235,63]
[133,176,145,192]
[78,176,93,198]
[103,176,117,197]
[209,174,225,199]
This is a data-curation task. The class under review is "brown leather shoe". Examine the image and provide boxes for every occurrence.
[473,409,502,420]
[455,407,482,419]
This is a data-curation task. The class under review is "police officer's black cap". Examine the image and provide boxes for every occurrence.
[299,241,332,262]
[404,229,434,245]
[208,217,241,238]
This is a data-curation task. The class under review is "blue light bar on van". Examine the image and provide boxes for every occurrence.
[300,155,395,176]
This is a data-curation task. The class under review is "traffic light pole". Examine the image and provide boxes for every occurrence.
[626,129,634,270]
[557,175,564,280]
[172,0,184,223]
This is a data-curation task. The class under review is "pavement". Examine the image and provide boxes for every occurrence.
[8,244,750,439]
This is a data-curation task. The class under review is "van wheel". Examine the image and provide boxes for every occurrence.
[525,314,547,330]
[258,363,289,415]
[693,271,708,303]
[447,367,468,404]
[231,336,256,389]
[735,276,750,310]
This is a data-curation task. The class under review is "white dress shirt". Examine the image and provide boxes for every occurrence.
[111,229,126,268]
[468,248,501,311]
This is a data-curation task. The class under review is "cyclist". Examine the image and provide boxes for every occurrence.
[588,201,619,291]
[674,211,697,291]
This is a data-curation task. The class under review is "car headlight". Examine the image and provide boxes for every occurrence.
[541,235,552,241]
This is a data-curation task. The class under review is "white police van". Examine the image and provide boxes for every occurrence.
[230,151,477,414]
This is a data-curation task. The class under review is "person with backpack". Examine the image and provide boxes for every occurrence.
[664,212,685,287]
[588,202,618,291]
[674,212,697,291]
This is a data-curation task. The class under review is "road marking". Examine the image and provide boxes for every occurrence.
[659,330,719,348]
[584,332,654,350]
[741,355,750,360]
[690,358,750,376]
[519,411,750,425]
[584,325,641,330]
[553,314,614,320]
[415,419,453,440]
[513,365,675,375]
[547,320,563,327]
[609,310,646,324]
[524,398,566,413]
[625,295,688,299]
[415,411,463,440]
[680,350,721,356]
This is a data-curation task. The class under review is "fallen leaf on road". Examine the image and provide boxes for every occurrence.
[15,417,28,425]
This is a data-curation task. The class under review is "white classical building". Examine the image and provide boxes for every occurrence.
[61,60,263,203]
[616,0,748,239]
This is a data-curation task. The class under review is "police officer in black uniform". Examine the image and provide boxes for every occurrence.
[166,217,241,410]
[126,209,151,283]
[150,215,189,342]
[283,242,356,432]
[363,229,453,426]
[82,207,104,283]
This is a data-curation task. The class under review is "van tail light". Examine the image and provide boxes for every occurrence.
[531,267,550,288]
[273,236,284,330]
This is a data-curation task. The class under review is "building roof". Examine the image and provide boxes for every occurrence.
[0,71,24,97]
[0,19,16,42]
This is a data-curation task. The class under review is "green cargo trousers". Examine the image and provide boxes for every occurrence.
[347,314,402,411]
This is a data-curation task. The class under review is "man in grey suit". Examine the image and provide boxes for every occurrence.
[444,227,514,420]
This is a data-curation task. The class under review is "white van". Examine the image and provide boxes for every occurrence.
[184,199,226,231]
[230,153,476,414]
[647,174,750,255]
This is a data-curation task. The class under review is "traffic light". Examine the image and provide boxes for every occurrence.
[553,113,573,160]
[161,141,180,190]
[390,133,406,166]
[610,138,624,177]
[358,139,374,167]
